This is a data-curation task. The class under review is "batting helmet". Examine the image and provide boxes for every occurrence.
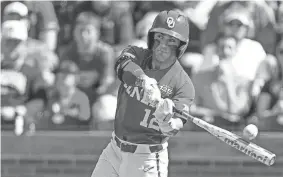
[147,10,190,59]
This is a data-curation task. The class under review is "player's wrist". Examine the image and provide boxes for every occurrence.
[135,74,147,87]
[154,98,174,122]
[136,74,152,86]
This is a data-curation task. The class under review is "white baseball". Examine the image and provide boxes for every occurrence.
[243,124,258,140]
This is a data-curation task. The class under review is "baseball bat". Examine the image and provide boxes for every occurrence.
[173,107,276,166]
[134,81,276,165]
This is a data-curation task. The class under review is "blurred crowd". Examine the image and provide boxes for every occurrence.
[1,0,283,135]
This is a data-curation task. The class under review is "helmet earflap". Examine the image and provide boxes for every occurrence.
[177,41,188,59]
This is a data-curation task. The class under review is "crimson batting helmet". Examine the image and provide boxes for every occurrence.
[147,10,190,59]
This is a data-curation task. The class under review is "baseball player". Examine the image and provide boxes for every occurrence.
[91,10,195,177]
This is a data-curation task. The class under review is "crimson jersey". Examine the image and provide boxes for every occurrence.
[114,46,195,144]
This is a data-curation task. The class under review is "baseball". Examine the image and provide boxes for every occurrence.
[243,124,258,140]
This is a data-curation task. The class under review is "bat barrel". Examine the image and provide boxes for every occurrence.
[266,155,276,166]
[173,107,277,166]
[224,137,276,166]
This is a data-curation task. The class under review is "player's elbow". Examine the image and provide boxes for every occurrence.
[114,54,132,80]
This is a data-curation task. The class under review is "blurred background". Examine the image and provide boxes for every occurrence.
[1,1,283,177]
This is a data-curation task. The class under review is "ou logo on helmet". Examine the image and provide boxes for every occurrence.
[166,17,175,28]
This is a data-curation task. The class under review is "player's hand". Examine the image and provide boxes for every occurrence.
[138,74,158,89]
[153,98,175,122]
[138,75,161,105]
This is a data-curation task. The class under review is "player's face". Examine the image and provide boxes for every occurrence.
[152,32,180,63]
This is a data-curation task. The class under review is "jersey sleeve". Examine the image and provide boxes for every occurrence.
[114,45,146,85]
[172,73,195,124]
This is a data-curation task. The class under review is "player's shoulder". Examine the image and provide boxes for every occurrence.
[167,61,195,100]
[174,61,193,85]
[169,61,195,93]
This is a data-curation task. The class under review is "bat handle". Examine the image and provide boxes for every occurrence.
[173,107,182,114]
[173,107,195,121]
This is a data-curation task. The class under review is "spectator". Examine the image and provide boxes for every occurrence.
[53,1,80,48]
[1,20,49,135]
[73,1,134,49]
[2,2,59,85]
[2,1,60,51]
[201,0,276,54]
[39,60,91,130]
[190,35,253,129]
[200,9,266,81]
[251,39,283,120]
[183,0,219,31]
[59,12,116,121]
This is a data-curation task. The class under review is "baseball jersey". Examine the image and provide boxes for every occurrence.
[114,46,195,144]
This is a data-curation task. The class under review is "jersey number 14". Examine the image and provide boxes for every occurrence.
[140,109,160,131]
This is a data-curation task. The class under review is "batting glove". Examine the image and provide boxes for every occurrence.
[138,75,162,106]
[153,98,175,123]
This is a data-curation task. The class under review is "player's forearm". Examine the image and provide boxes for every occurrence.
[115,54,146,85]
[121,62,146,85]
